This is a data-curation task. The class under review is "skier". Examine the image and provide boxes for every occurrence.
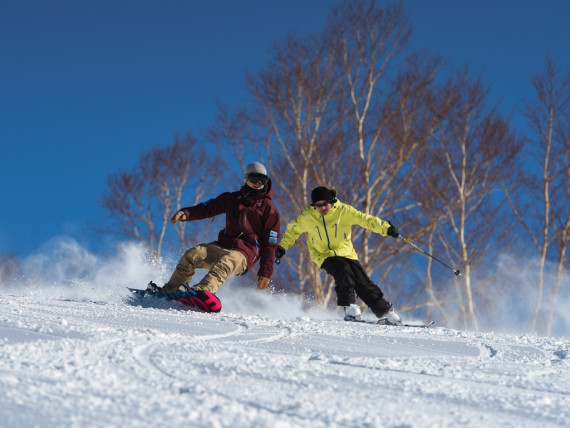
[275,186,401,324]
[151,162,281,298]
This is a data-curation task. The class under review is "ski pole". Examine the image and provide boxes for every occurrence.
[398,234,461,276]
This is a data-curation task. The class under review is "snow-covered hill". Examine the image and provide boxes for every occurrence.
[1,240,569,427]
[1,286,569,428]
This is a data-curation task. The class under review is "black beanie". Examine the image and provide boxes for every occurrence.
[311,187,333,204]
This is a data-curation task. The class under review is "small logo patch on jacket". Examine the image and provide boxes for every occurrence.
[269,230,278,244]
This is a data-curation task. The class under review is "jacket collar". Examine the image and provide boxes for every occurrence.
[240,178,274,201]
[311,200,340,217]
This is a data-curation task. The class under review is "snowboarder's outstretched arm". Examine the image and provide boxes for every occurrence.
[170,193,229,224]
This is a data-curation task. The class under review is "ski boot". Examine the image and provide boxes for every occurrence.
[377,303,402,325]
[343,304,362,321]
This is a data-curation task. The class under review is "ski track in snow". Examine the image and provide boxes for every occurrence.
[0,292,569,428]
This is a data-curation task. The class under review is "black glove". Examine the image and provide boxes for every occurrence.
[386,221,399,238]
[275,245,286,264]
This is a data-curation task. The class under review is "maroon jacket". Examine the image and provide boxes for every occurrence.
[178,181,281,278]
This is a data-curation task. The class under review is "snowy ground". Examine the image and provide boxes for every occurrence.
[1,287,569,428]
[1,241,569,427]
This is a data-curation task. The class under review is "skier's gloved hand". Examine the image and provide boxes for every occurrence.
[256,276,270,290]
[386,221,399,238]
[170,210,187,224]
[275,245,286,265]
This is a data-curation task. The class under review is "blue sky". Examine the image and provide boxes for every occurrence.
[1,0,569,257]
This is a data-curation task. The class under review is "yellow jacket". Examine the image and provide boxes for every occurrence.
[279,200,391,267]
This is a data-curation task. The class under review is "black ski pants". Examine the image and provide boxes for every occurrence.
[321,256,391,318]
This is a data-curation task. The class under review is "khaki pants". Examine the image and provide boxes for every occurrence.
[164,243,248,293]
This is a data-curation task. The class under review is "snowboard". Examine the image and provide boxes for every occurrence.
[127,286,222,313]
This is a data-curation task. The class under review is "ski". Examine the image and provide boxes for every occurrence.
[346,319,435,328]
[127,286,222,313]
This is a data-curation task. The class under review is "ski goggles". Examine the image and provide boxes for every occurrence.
[246,173,269,186]
[313,201,331,208]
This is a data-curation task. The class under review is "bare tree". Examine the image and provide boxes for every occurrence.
[550,118,570,333]
[100,133,216,258]
[416,69,521,330]
[507,55,570,334]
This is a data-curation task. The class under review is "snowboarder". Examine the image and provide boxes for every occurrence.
[154,162,281,296]
[275,186,401,324]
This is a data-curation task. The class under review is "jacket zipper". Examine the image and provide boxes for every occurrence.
[321,215,337,256]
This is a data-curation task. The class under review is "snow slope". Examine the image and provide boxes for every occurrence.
[1,288,569,428]
[1,240,569,427]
